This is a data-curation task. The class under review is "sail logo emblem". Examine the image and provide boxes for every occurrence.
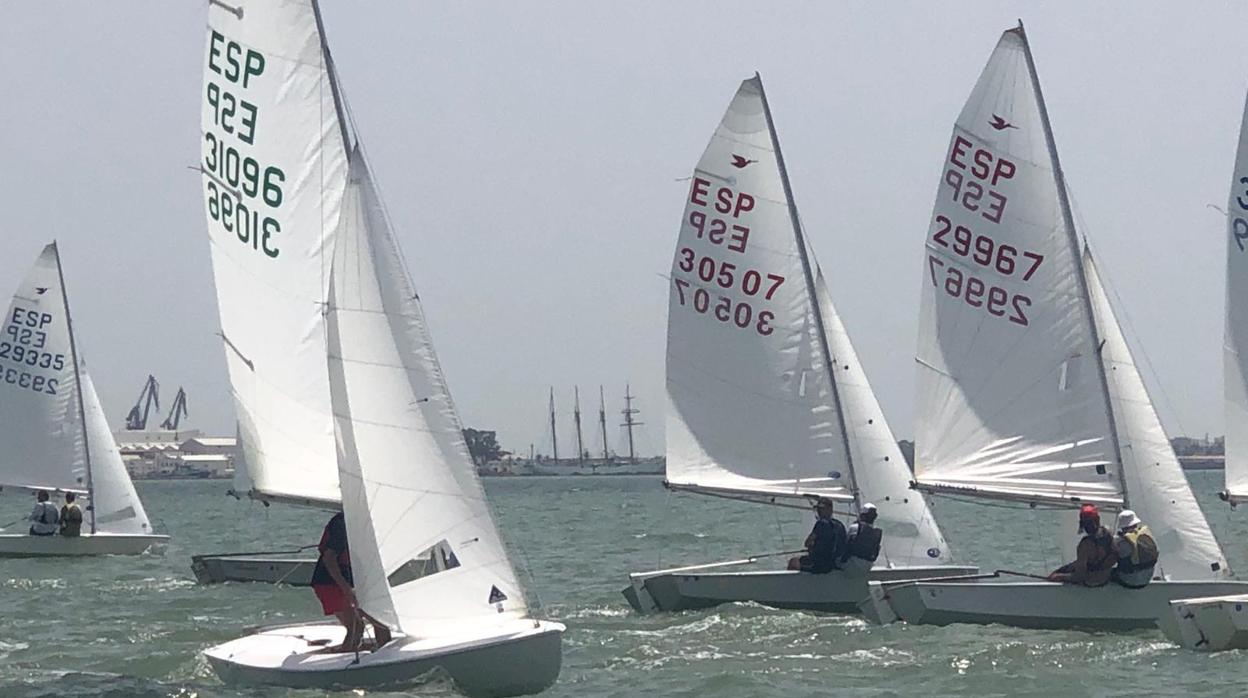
[730,154,757,169]
[35,287,48,295]
[988,114,1018,131]
[488,585,508,606]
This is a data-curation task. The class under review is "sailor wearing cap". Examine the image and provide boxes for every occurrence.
[1046,504,1116,587]
[1110,510,1158,589]
[787,498,847,574]
[841,503,883,576]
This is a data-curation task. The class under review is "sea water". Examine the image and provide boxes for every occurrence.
[0,472,1245,697]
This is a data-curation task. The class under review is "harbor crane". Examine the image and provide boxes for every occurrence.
[124,375,160,431]
[159,387,189,430]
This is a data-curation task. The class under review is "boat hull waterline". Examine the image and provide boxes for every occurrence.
[876,579,1248,631]
[623,564,979,614]
[0,533,168,557]
[191,555,316,586]
[205,619,565,697]
[1159,594,1248,651]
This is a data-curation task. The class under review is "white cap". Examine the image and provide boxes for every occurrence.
[861,503,877,513]
[1116,509,1140,531]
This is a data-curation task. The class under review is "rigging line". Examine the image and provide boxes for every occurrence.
[1069,196,1190,439]
[926,490,1081,512]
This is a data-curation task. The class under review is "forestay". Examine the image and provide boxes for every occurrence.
[665,76,854,503]
[329,149,528,632]
[0,243,87,494]
[913,28,1122,506]
[1225,91,1248,504]
[813,268,952,566]
[201,0,347,507]
[1084,250,1230,579]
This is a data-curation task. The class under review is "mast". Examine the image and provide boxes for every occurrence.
[310,0,353,153]
[598,385,609,460]
[53,242,96,534]
[573,387,585,463]
[548,387,559,460]
[754,73,859,505]
[1015,22,1126,502]
[621,384,640,463]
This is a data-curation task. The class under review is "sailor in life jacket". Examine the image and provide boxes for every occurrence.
[1110,509,1158,589]
[27,490,60,536]
[841,503,883,576]
[1047,504,1116,587]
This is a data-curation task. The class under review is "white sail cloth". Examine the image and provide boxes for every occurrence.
[0,243,153,534]
[665,77,854,502]
[1084,251,1229,579]
[813,269,952,566]
[201,0,346,507]
[913,29,1122,505]
[81,370,153,534]
[329,150,528,632]
[0,243,87,494]
[1225,91,1248,503]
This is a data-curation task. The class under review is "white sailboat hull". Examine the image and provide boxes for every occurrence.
[191,555,316,586]
[881,579,1248,631]
[205,618,564,697]
[1159,594,1248,651]
[0,532,168,557]
[623,564,979,614]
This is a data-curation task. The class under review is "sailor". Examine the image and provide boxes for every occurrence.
[787,497,846,574]
[1046,504,1115,587]
[1110,509,1158,589]
[310,511,391,652]
[59,492,83,538]
[27,490,59,536]
[841,503,883,576]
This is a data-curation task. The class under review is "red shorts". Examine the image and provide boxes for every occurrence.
[313,584,348,615]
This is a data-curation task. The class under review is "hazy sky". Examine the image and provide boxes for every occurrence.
[1,2,1244,454]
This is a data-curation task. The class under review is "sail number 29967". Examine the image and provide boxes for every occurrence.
[928,256,1030,326]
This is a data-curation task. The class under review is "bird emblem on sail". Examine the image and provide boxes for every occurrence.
[730,154,757,169]
[988,114,1018,131]
[35,287,48,295]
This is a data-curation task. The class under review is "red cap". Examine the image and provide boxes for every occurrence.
[1079,504,1099,521]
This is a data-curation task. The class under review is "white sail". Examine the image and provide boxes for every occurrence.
[329,150,527,632]
[80,369,153,535]
[0,243,87,494]
[1084,250,1230,579]
[913,28,1122,506]
[1225,91,1248,503]
[201,0,347,507]
[665,76,854,503]
[813,268,952,566]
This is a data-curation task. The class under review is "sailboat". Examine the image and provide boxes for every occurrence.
[622,75,976,615]
[865,22,1248,631]
[1159,89,1248,650]
[199,2,563,693]
[0,243,167,556]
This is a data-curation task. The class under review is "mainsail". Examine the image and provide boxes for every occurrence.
[201,0,347,508]
[329,148,528,632]
[1225,91,1248,504]
[913,27,1122,506]
[0,243,87,496]
[665,76,854,503]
